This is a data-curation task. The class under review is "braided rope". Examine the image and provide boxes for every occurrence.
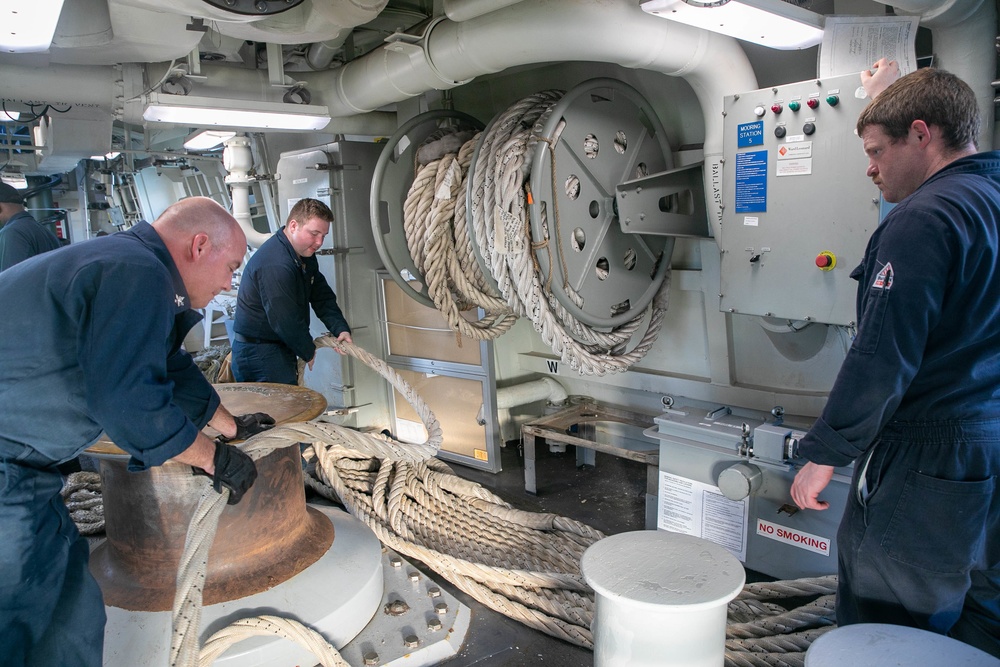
[61,471,104,535]
[462,91,671,375]
[71,339,838,665]
[198,616,350,667]
[402,139,517,341]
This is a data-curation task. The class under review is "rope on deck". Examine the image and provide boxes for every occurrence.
[66,337,839,665]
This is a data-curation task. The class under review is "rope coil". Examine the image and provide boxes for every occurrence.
[69,338,837,666]
[400,91,672,375]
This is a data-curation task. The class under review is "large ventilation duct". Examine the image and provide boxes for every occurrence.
[119,0,389,46]
[297,0,758,238]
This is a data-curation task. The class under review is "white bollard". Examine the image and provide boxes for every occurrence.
[805,623,1000,666]
[581,530,745,667]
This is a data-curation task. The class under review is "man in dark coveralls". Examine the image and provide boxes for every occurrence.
[791,62,1000,658]
[231,197,352,385]
[0,181,61,271]
[0,197,275,666]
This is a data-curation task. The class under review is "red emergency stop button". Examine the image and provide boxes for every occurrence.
[815,251,837,270]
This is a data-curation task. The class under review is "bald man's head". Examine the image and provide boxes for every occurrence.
[153,197,247,309]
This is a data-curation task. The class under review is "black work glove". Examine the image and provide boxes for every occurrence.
[193,441,258,505]
[219,412,276,443]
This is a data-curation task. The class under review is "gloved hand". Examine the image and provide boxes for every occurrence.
[193,441,258,505]
[220,412,276,443]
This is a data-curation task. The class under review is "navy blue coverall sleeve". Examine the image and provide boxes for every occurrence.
[798,207,955,467]
[74,263,214,470]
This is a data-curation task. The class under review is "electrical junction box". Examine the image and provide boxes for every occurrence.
[647,404,850,580]
[719,72,882,326]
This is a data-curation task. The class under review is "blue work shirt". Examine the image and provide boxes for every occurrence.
[800,151,1000,466]
[0,222,220,471]
[233,226,350,362]
[0,210,62,271]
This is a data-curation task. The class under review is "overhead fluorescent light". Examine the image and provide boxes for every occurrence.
[1,111,21,121]
[90,152,121,160]
[143,93,331,131]
[640,0,824,50]
[183,129,237,151]
[0,0,66,53]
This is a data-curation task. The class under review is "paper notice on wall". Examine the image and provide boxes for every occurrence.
[819,15,919,79]
[658,471,749,562]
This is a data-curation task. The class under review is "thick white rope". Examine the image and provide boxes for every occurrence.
[77,338,837,665]
[61,471,104,535]
[169,339,445,667]
[400,91,671,370]
[402,136,518,341]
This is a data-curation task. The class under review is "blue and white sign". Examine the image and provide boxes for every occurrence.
[735,150,767,213]
[737,121,764,148]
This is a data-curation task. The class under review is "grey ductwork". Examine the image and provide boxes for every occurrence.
[297,0,758,240]
[119,0,389,45]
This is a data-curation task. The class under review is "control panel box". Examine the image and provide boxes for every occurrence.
[719,73,881,326]
[649,405,849,580]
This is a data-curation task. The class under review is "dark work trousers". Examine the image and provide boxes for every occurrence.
[836,419,1000,658]
[231,339,298,385]
[0,446,106,666]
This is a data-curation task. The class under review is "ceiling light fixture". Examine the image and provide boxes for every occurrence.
[640,0,824,50]
[143,93,331,131]
[183,129,238,151]
[0,0,67,53]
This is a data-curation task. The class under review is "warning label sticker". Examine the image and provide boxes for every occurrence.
[756,519,830,556]
[775,158,813,176]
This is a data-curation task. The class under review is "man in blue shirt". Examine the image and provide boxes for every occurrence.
[791,65,1000,658]
[231,198,352,385]
[0,196,274,666]
[0,182,61,271]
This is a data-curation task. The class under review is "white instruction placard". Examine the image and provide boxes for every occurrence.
[819,16,919,79]
[658,471,749,562]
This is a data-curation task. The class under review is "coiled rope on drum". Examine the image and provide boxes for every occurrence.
[402,91,670,375]
[402,129,519,341]
[70,338,837,666]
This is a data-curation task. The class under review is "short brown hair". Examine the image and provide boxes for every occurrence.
[856,67,980,151]
[288,198,334,224]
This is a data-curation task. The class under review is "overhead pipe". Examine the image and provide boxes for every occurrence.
[476,377,568,425]
[442,0,527,22]
[877,0,996,149]
[119,0,388,45]
[297,0,758,243]
[223,135,271,249]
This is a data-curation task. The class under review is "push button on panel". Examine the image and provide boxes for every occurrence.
[815,251,837,270]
